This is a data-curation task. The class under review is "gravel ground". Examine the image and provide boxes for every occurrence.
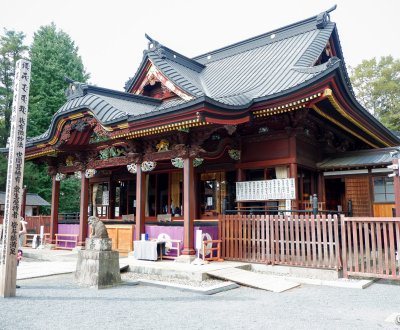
[121,272,225,287]
[1,274,400,330]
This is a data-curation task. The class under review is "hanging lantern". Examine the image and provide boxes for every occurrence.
[85,169,97,178]
[228,149,241,160]
[193,158,204,167]
[171,157,184,168]
[55,173,66,181]
[127,163,137,174]
[141,161,156,172]
[171,157,204,168]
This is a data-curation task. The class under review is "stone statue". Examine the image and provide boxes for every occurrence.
[88,216,109,239]
[75,216,120,289]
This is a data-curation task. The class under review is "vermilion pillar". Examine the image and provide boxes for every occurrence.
[108,180,116,219]
[50,176,60,244]
[182,157,196,255]
[289,163,298,210]
[393,159,400,217]
[135,164,146,241]
[78,172,89,246]
[237,168,245,214]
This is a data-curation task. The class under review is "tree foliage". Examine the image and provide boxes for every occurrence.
[28,23,89,137]
[0,29,28,146]
[350,56,400,131]
[0,24,89,213]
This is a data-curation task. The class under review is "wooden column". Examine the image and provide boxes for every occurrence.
[182,157,196,255]
[50,176,60,244]
[317,172,326,204]
[289,163,298,210]
[78,172,89,246]
[135,164,146,241]
[393,159,400,217]
[237,168,245,213]
[108,179,116,219]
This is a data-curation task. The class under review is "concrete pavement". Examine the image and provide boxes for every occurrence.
[2,273,400,330]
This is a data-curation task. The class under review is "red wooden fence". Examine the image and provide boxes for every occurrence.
[0,215,51,234]
[219,214,341,270]
[341,217,400,280]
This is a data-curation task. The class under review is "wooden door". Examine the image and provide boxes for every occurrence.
[345,177,372,216]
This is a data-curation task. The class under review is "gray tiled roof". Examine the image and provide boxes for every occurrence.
[317,148,400,169]
[0,192,50,206]
[27,85,161,145]
[125,11,336,106]
[28,7,399,148]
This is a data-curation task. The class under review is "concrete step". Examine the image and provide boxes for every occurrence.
[207,267,300,293]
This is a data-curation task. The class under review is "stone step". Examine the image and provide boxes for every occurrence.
[207,267,300,293]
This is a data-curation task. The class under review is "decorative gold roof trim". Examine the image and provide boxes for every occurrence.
[312,105,379,148]
[26,150,59,160]
[323,88,390,147]
[117,123,129,129]
[112,118,210,140]
[86,111,113,132]
[133,61,194,101]
[68,113,84,120]
[253,92,321,118]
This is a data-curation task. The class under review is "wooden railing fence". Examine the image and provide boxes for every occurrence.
[341,217,400,280]
[0,215,51,234]
[219,214,341,270]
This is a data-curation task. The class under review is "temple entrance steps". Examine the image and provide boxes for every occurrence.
[206,267,300,293]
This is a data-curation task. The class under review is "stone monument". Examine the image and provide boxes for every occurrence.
[74,216,121,288]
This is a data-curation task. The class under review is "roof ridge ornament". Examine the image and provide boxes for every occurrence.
[145,33,166,59]
[316,4,337,29]
[64,76,88,100]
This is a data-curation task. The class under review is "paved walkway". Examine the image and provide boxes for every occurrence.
[2,248,399,329]
[3,273,400,329]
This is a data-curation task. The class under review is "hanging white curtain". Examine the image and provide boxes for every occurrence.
[171,172,182,212]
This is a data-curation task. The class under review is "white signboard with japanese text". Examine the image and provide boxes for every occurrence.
[236,178,296,201]
[0,59,31,297]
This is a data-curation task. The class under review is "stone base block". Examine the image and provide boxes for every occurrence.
[74,250,121,289]
[85,238,112,251]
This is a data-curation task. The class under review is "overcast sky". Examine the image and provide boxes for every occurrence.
[1,0,399,91]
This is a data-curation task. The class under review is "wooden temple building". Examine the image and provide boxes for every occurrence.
[23,7,400,258]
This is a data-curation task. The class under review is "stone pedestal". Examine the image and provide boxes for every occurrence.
[74,238,121,289]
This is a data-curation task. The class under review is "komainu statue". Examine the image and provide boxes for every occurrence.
[88,216,109,239]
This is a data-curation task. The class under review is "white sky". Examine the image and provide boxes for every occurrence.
[1,0,399,91]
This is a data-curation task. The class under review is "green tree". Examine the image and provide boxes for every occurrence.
[350,56,400,130]
[21,23,89,213]
[0,29,28,146]
[28,22,89,137]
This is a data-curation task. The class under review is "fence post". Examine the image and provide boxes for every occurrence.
[347,200,353,217]
[312,194,318,216]
[341,216,348,277]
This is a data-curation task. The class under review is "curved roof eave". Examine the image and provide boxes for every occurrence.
[333,62,400,144]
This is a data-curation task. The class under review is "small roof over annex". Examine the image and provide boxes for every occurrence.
[318,147,400,170]
[0,192,50,207]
